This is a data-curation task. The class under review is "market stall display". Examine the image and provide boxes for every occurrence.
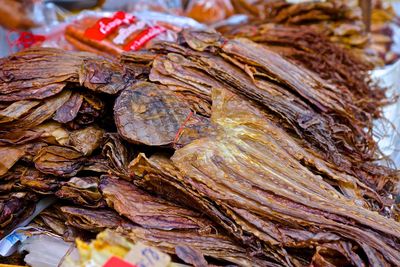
[1,27,400,265]
[1,1,400,267]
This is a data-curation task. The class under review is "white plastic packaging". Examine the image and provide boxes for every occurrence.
[19,234,74,267]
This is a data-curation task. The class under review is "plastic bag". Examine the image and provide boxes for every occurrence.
[372,60,400,167]
[5,8,206,57]
[61,10,205,56]
[185,0,234,24]
[19,234,73,267]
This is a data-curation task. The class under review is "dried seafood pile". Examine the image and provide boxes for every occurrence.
[229,0,366,47]
[223,23,386,118]
[1,29,399,267]
[227,0,399,66]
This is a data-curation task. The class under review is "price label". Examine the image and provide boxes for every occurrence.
[124,243,171,267]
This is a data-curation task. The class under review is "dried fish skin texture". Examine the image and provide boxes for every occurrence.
[172,88,400,266]
[0,145,27,176]
[114,82,211,147]
[60,206,134,232]
[33,145,85,177]
[69,126,104,156]
[20,168,60,194]
[0,48,134,100]
[0,90,72,130]
[100,175,211,231]
[53,92,84,124]
[171,30,393,191]
[56,176,105,208]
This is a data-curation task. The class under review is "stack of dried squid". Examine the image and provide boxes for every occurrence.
[0,29,399,267]
[226,0,399,66]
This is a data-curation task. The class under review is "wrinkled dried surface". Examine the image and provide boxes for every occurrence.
[0,145,26,176]
[114,82,212,147]
[120,51,158,79]
[0,129,43,146]
[0,83,66,102]
[0,100,40,123]
[56,175,269,266]
[0,48,134,98]
[36,205,84,241]
[37,211,69,237]
[149,53,223,116]
[150,30,395,193]
[69,126,104,156]
[220,38,370,157]
[229,1,366,46]
[0,90,72,129]
[100,134,131,179]
[0,180,20,193]
[129,153,227,224]
[20,168,59,194]
[175,246,208,267]
[53,92,83,123]
[227,23,384,118]
[56,177,105,208]
[184,31,369,154]
[61,206,134,232]
[100,175,210,231]
[0,48,138,240]
[33,122,70,146]
[170,88,400,266]
[34,146,85,177]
